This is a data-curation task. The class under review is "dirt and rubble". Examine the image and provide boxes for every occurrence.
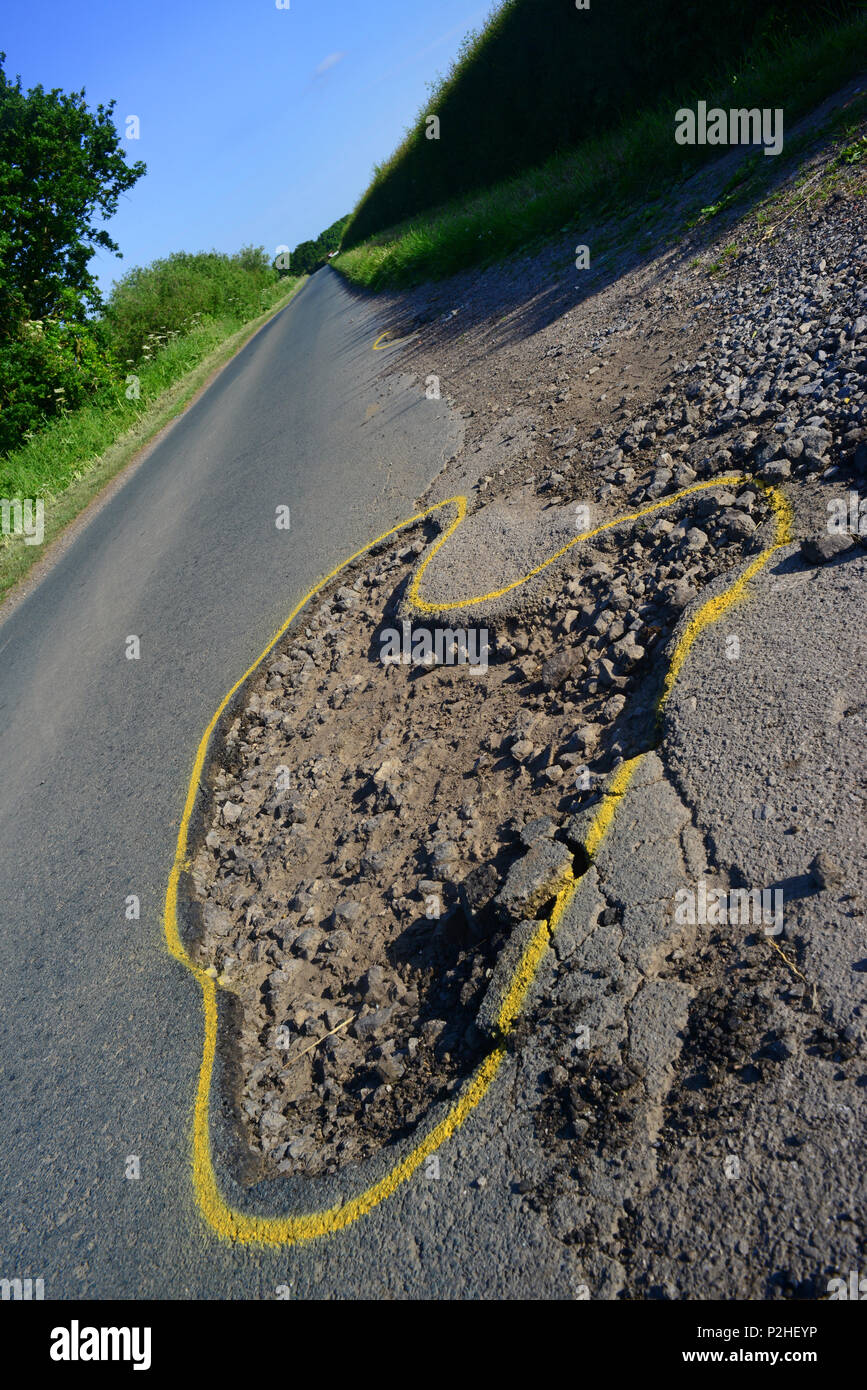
[185,478,781,1177]
[183,91,866,1211]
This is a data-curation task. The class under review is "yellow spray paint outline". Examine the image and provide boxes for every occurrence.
[372,329,419,351]
[369,322,422,350]
[163,475,792,1246]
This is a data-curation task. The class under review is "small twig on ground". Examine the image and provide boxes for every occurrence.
[759,167,827,240]
[287,1014,355,1066]
[767,935,811,990]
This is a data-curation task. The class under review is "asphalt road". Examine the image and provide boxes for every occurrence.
[0,267,485,1299]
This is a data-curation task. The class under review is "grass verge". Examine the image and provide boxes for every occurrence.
[333,14,867,290]
[0,277,306,606]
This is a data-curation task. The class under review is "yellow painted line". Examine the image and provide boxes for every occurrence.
[164,472,792,1247]
[408,475,752,612]
[658,479,793,710]
[372,329,419,351]
[492,753,643,1038]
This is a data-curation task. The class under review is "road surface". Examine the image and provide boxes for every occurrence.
[0,268,505,1298]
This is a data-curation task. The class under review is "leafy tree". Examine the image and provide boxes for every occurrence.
[0,52,146,332]
[235,244,273,276]
[287,238,320,276]
[286,215,351,276]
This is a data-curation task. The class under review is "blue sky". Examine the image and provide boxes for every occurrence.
[4,0,492,296]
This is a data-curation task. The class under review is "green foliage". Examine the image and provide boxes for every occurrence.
[0,52,145,450]
[102,246,281,364]
[837,133,867,165]
[0,241,295,456]
[0,278,302,513]
[286,214,351,275]
[0,52,146,326]
[288,239,321,276]
[0,294,120,454]
[342,0,862,249]
[336,8,867,289]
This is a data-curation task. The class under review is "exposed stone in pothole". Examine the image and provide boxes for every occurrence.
[183,477,775,1181]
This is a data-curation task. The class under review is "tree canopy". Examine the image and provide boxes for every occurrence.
[0,52,146,330]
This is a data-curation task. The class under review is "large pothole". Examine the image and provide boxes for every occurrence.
[184,481,772,1179]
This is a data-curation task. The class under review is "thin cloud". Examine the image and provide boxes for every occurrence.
[314,51,347,78]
